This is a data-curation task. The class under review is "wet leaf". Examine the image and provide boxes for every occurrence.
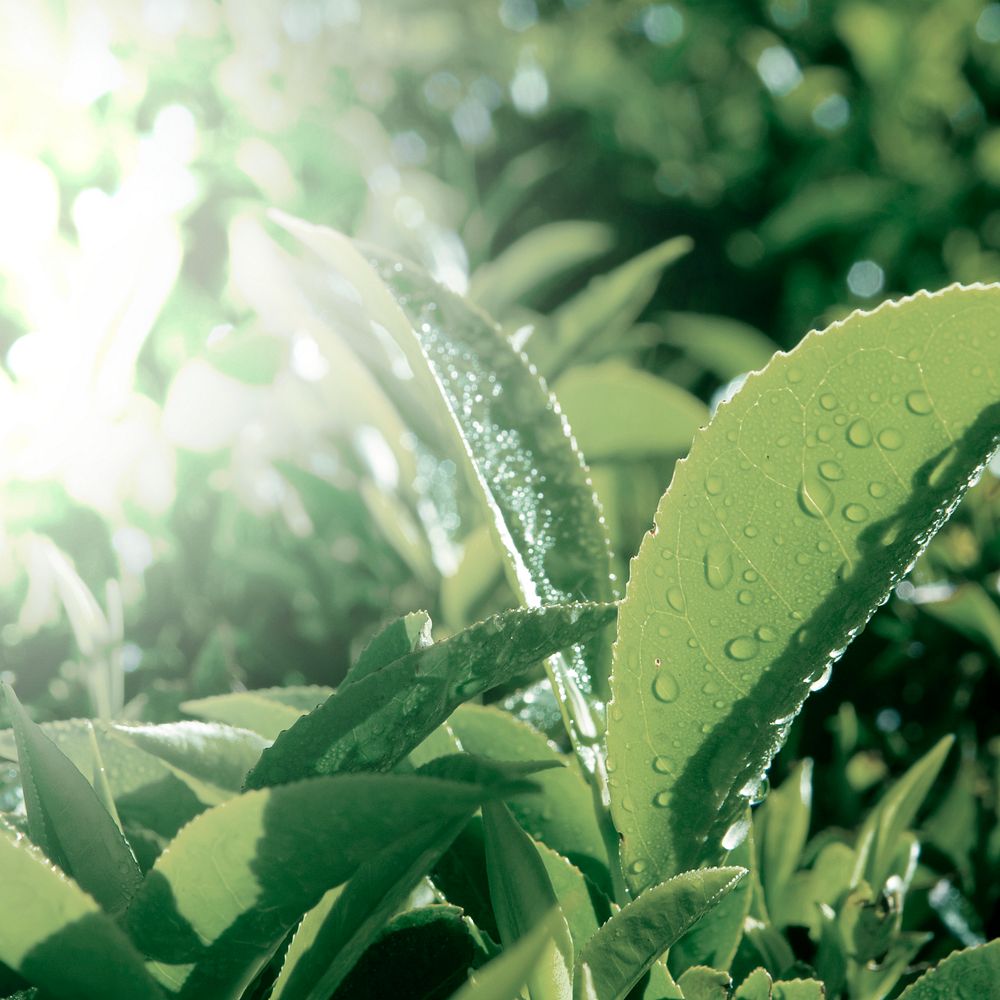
[897,939,1000,998]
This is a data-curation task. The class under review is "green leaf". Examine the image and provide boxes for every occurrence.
[3,684,141,915]
[448,910,569,1000]
[0,822,163,999]
[608,285,1000,890]
[245,602,616,790]
[269,811,472,999]
[771,980,826,1000]
[469,221,614,315]
[345,610,433,686]
[853,735,953,890]
[206,329,286,384]
[537,843,603,959]
[676,966,732,1000]
[273,214,616,721]
[541,237,693,378]
[576,867,746,1000]
[483,801,573,1000]
[733,967,773,1000]
[181,689,332,741]
[757,761,813,927]
[124,767,537,999]
[897,940,1000,999]
[553,362,709,462]
[919,582,1000,659]
[449,704,608,887]
[660,313,778,382]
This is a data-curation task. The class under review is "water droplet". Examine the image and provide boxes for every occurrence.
[666,587,686,613]
[738,589,754,605]
[629,858,648,874]
[704,542,734,590]
[818,460,844,481]
[705,474,724,495]
[721,814,751,850]
[756,626,778,643]
[744,524,759,538]
[652,755,673,774]
[906,390,932,415]
[843,503,869,523]
[661,548,675,561]
[877,427,903,450]
[726,636,760,661]
[700,722,712,734]
[702,680,719,694]
[743,569,759,583]
[868,481,887,499]
[653,790,671,808]
[819,392,837,411]
[847,418,873,447]
[798,474,835,518]
[713,698,726,709]
[657,624,670,638]
[652,672,680,702]
[809,661,833,691]
[928,446,956,489]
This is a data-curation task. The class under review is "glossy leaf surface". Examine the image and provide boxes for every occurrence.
[246,602,615,789]
[609,286,1000,889]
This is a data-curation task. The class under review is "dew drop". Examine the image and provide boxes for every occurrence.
[726,636,760,661]
[928,446,956,489]
[629,859,648,874]
[877,427,903,450]
[798,474,835,518]
[906,390,932,415]
[721,814,751,851]
[666,587,686,613]
[657,625,670,638]
[743,569,759,583]
[705,474,724,496]
[868,481,887,499]
[652,672,680,703]
[843,503,869,523]
[756,625,778,643]
[652,755,673,774]
[661,548,675,561]
[737,589,754,606]
[702,680,719,694]
[809,661,833,691]
[713,698,726,709]
[818,460,844,481]
[700,722,712,734]
[704,542,734,590]
[653,791,671,808]
[787,366,803,384]
[847,418,873,447]
[819,392,837,411]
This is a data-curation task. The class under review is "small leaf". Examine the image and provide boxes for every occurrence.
[733,967,773,1000]
[124,767,537,999]
[897,940,1000,998]
[576,867,746,1000]
[609,285,1000,890]
[660,313,778,382]
[771,980,826,1000]
[676,966,732,1000]
[0,822,163,999]
[3,684,141,915]
[853,735,953,890]
[245,602,616,790]
[345,610,433,686]
[448,910,569,1000]
[484,801,573,1000]
[181,689,330,741]
[919,582,1000,659]
[554,362,709,462]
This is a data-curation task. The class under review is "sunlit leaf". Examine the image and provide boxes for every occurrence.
[181,688,333,741]
[897,939,1000,998]
[608,286,1000,890]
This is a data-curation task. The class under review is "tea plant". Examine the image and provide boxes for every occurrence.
[0,219,996,1000]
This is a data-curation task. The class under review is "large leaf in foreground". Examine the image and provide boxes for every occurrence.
[608,285,1000,890]
[125,764,537,999]
[273,213,616,713]
[0,823,162,999]
[897,939,1000,998]
[3,685,141,916]
[576,867,746,1000]
[246,602,615,789]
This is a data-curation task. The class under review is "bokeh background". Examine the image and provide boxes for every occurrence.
[1,0,1000,953]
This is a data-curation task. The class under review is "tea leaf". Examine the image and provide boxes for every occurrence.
[245,602,616,789]
[345,610,433,686]
[575,867,746,1000]
[181,689,331,741]
[897,939,1000,998]
[124,765,538,998]
[0,822,162,999]
[3,684,141,915]
[609,285,1000,889]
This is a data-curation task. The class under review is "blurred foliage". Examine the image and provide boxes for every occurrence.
[0,0,998,987]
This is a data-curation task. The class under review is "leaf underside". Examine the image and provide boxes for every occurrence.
[608,284,1000,891]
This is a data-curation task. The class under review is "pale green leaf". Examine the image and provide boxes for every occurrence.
[576,867,746,1000]
[245,602,615,790]
[675,965,732,1000]
[733,967,773,1000]
[771,980,826,1000]
[897,940,1000,999]
[608,285,1000,889]
[3,684,141,915]
[124,765,537,999]
[181,690,330,741]
[660,313,778,382]
[0,822,163,999]
[919,582,1000,659]
[484,801,574,1000]
[553,362,709,462]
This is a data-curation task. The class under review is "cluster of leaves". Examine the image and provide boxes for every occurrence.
[0,224,996,999]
